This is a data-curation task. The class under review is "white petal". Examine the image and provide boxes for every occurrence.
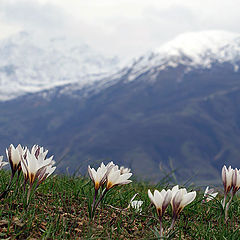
[27,151,39,174]
[180,191,196,208]
[222,165,227,185]
[148,189,155,205]
[172,190,183,210]
[236,170,240,187]
[46,166,56,177]
[162,190,172,212]
[204,186,209,196]
[153,190,163,209]
[88,166,94,181]
[108,168,120,184]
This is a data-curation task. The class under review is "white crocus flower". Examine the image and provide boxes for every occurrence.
[148,189,172,218]
[6,144,25,177]
[232,168,240,195]
[203,186,218,202]
[0,156,8,170]
[171,188,196,218]
[31,145,55,165]
[31,145,49,159]
[88,162,111,191]
[224,167,240,221]
[171,185,179,200]
[148,189,172,236]
[130,200,143,212]
[129,193,143,212]
[222,165,233,208]
[106,166,132,190]
[222,165,233,195]
[21,150,56,186]
[169,188,196,231]
[90,163,132,217]
[120,166,131,174]
[21,149,56,203]
[106,161,115,169]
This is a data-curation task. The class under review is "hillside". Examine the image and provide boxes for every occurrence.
[0,170,239,239]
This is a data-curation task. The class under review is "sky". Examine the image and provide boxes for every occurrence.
[1,0,240,60]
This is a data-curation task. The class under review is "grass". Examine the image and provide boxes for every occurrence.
[0,170,240,239]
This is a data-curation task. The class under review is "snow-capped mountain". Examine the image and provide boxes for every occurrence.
[126,31,240,81]
[0,31,120,101]
[1,30,240,183]
[1,30,240,101]
[59,30,240,99]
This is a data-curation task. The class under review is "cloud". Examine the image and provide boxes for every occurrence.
[0,0,240,60]
[0,0,68,34]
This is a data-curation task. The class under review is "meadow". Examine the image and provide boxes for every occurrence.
[1,169,240,239]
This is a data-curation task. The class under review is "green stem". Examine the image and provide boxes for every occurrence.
[91,189,98,216]
[225,192,234,222]
[158,215,163,237]
[169,215,177,232]
[222,193,227,209]
[27,185,32,205]
[94,188,108,211]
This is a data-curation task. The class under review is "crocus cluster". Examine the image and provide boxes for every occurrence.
[148,185,196,236]
[1,144,56,203]
[88,162,132,217]
[222,165,240,221]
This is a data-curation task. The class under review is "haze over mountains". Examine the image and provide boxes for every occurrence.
[1,30,240,184]
[0,31,120,101]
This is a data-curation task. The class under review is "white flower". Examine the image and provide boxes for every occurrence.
[88,162,113,190]
[0,156,8,170]
[232,168,240,195]
[21,149,56,186]
[222,165,233,194]
[120,166,131,174]
[31,145,48,158]
[31,145,55,165]
[131,200,143,212]
[203,186,218,202]
[129,193,143,212]
[6,144,25,176]
[106,165,132,190]
[148,189,172,218]
[171,188,196,218]
[106,161,115,169]
[171,185,179,198]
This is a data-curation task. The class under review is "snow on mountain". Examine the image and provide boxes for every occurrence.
[0,31,120,101]
[1,30,240,101]
[127,31,240,81]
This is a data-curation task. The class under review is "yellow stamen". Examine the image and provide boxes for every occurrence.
[95,181,100,190]
[107,181,113,190]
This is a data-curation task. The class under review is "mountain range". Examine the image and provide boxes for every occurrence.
[1,30,240,185]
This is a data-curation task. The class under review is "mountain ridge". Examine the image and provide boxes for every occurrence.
[1,30,240,101]
[1,30,240,184]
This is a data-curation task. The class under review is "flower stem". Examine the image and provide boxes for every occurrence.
[91,189,98,217]
[169,215,177,232]
[158,215,163,237]
[27,185,32,205]
[94,189,108,210]
[225,192,234,222]
[222,193,227,209]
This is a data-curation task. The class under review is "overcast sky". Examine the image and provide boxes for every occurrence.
[1,0,240,60]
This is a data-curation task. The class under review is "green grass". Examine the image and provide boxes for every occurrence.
[0,170,240,239]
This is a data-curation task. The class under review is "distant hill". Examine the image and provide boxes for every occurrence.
[1,31,240,185]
